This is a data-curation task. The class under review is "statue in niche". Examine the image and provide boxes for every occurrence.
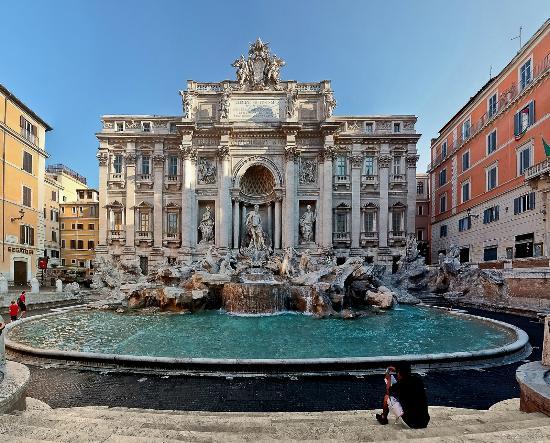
[299,159,316,184]
[324,90,337,118]
[405,233,419,262]
[299,205,317,244]
[219,92,230,119]
[286,90,298,118]
[198,206,214,244]
[197,158,216,184]
[245,204,266,251]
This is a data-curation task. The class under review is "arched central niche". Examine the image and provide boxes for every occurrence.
[239,164,276,203]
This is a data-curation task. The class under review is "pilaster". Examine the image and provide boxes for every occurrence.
[180,136,196,252]
[97,145,109,247]
[125,141,136,250]
[406,147,418,236]
[282,132,298,248]
[153,143,164,248]
[218,139,232,250]
[321,142,335,249]
[350,149,362,249]
[378,144,391,248]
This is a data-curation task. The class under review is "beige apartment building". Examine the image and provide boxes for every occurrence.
[60,189,99,268]
[43,174,62,266]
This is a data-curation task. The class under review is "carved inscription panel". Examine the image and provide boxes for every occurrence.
[229,98,285,122]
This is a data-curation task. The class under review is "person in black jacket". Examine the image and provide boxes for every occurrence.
[376,362,430,428]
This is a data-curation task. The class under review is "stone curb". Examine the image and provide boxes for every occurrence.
[516,361,550,415]
[0,360,30,413]
[4,307,531,373]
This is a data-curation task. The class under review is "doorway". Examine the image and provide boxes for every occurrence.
[139,256,149,275]
[459,247,470,263]
[14,260,27,286]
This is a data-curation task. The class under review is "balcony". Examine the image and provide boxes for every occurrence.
[361,174,378,189]
[108,229,126,244]
[20,128,40,147]
[163,232,181,247]
[525,158,550,181]
[137,173,152,181]
[332,231,351,245]
[135,230,153,245]
[389,230,406,245]
[360,231,378,245]
[164,174,181,190]
[391,174,406,183]
[333,175,350,190]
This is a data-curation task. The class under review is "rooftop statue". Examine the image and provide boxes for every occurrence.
[231,38,285,90]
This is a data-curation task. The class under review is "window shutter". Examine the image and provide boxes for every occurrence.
[20,225,25,243]
[495,206,499,221]
[528,101,535,125]
[514,112,519,136]
[529,192,535,209]
[20,115,24,128]
[31,125,37,136]
[30,227,34,246]
[513,197,519,215]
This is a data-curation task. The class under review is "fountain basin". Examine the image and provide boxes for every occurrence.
[5,306,530,375]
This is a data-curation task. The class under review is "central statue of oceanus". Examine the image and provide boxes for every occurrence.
[231,38,285,90]
[245,204,267,251]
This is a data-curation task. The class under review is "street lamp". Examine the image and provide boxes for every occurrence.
[466,208,479,219]
[10,208,25,222]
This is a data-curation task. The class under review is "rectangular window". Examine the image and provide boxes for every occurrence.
[113,155,123,174]
[440,193,447,213]
[22,151,33,173]
[61,240,65,248]
[51,190,57,201]
[77,240,84,249]
[70,240,76,249]
[88,223,95,230]
[462,151,470,171]
[518,145,532,175]
[438,168,447,186]
[54,211,58,222]
[514,101,535,136]
[462,181,470,202]
[141,156,150,175]
[364,212,375,232]
[335,213,347,232]
[417,204,424,215]
[363,157,374,176]
[142,122,151,132]
[20,225,34,245]
[78,191,85,199]
[365,122,373,133]
[77,223,83,230]
[483,205,500,224]
[61,222,65,230]
[391,211,402,233]
[167,213,179,235]
[89,205,97,217]
[52,230,57,242]
[22,186,32,207]
[417,229,424,241]
[169,122,177,133]
[440,225,448,238]
[520,59,532,90]
[336,156,347,176]
[88,241,95,250]
[20,116,37,144]
[139,212,150,232]
[441,141,447,159]
[458,216,472,232]
[43,207,46,218]
[487,165,498,191]
[168,156,178,176]
[488,93,498,118]
[71,223,76,230]
[87,190,93,199]
[513,192,536,214]
[61,259,65,265]
[484,246,498,262]
[462,118,471,140]
[393,122,401,133]
[115,121,124,132]
[487,130,497,154]
[113,211,123,230]
[393,157,401,175]
[416,181,424,195]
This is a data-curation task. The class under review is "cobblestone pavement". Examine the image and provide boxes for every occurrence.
[11,307,545,412]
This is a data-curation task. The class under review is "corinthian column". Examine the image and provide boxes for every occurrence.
[218,144,232,250]
[97,146,109,247]
[350,152,362,249]
[321,145,334,248]
[233,197,240,249]
[283,145,297,248]
[406,148,418,236]
[125,143,136,249]
[153,146,164,248]
[378,147,391,248]
[274,194,282,250]
[181,143,196,251]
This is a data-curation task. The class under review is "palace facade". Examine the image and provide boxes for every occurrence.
[96,40,420,272]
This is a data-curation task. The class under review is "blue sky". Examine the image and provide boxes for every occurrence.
[1,0,548,188]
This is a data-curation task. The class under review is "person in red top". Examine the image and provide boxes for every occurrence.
[18,291,27,318]
[9,300,19,322]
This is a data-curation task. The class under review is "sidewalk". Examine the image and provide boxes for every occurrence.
[0,290,81,311]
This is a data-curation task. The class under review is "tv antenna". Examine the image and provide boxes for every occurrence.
[511,26,523,52]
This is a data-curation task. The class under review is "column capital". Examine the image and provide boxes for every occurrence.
[350,154,363,168]
[320,145,336,162]
[153,154,165,167]
[97,151,109,166]
[124,153,137,165]
[179,144,197,162]
[217,145,230,159]
[406,154,420,168]
[284,145,300,162]
[378,155,392,168]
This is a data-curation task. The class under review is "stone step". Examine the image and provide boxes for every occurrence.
[9,409,550,442]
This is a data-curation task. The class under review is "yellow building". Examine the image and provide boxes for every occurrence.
[43,174,62,266]
[60,189,99,268]
[0,84,51,285]
[45,163,88,203]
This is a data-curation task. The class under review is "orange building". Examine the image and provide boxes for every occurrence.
[429,20,550,264]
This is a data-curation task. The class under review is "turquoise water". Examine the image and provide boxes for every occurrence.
[9,306,516,359]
